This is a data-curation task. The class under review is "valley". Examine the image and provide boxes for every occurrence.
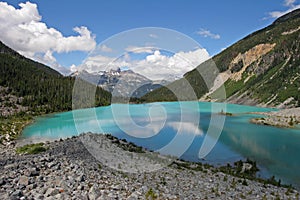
[0,3,300,199]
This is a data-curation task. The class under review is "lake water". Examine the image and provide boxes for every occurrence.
[21,101,300,187]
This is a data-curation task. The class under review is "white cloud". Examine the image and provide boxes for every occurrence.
[285,0,296,7]
[74,48,210,81]
[0,2,96,74]
[268,0,300,18]
[197,29,221,40]
[70,64,78,73]
[132,48,210,80]
[74,55,130,73]
[99,44,113,52]
[43,50,57,64]
[149,33,158,39]
[125,46,156,54]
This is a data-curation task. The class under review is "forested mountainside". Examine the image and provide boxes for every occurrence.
[143,9,300,108]
[0,41,111,116]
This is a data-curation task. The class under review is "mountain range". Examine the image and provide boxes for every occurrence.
[71,68,169,98]
[142,8,300,108]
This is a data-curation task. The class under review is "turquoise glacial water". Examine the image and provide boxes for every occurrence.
[21,101,300,186]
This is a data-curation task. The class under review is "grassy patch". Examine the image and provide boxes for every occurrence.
[16,142,47,154]
[0,115,33,143]
[223,79,245,98]
[145,188,157,200]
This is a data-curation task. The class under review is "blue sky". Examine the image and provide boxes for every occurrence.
[1,0,299,77]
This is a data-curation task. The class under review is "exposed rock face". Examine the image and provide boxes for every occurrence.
[0,86,28,117]
[282,26,300,35]
[202,43,277,101]
[229,43,276,81]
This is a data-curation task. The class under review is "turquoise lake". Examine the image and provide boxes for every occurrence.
[21,101,300,187]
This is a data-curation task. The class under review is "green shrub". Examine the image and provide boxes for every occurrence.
[16,143,47,154]
[145,188,157,200]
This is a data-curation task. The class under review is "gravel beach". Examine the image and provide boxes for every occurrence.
[251,108,300,128]
[0,133,299,199]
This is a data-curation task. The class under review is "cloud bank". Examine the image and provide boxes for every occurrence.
[0,2,96,74]
[74,47,210,81]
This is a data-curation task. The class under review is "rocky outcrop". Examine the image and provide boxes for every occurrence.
[229,43,276,81]
[0,86,28,117]
[201,43,277,102]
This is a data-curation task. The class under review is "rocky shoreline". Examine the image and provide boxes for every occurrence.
[250,107,300,128]
[0,133,299,199]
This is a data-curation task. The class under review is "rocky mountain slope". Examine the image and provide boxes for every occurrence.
[72,68,169,98]
[143,9,300,108]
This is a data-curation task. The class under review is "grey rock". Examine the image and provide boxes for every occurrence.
[33,193,44,200]
[241,163,253,173]
[54,193,62,199]
[10,190,23,199]
[47,162,56,169]
[77,185,84,190]
[108,192,117,198]
[45,188,59,197]
[38,175,44,181]
[4,163,17,170]
[76,174,85,182]
[54,163,61,170]
[29,168,40,176]
[88,185,100,200]
[0,178,5,186]
[18,176,29,186]
[26,183,37,190]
